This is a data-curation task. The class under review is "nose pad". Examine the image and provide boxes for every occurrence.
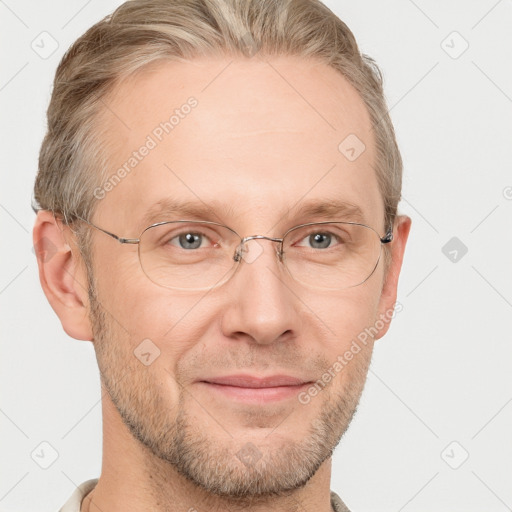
[233,238,284,265]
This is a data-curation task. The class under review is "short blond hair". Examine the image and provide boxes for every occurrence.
[33,0,402,267]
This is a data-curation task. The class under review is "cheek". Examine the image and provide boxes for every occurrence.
[303,285,382,354]
[96,264,215,369]
[304,290,381,400]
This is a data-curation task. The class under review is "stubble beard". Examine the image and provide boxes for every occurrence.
[87,278,372,501]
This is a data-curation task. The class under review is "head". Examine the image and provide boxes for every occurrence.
[33,0,411,501]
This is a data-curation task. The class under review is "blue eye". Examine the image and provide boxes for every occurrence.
[174,232,204,250]
[308,232,333,249]
[295,230,343,250]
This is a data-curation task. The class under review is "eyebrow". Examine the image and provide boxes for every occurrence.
[140,197,366,230]
[140,198,237,228]
[282,199,366,224]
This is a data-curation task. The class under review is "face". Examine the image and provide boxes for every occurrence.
[85,55,394,498]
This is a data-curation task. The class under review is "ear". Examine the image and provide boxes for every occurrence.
[33,210,93,341]
[374,214,412,340]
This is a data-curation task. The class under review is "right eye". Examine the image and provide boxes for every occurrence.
[144,222,230,255]
[169,231,208,250]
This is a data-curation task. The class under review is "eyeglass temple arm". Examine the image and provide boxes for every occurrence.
[75,215,140,245]
[381,228,393,244]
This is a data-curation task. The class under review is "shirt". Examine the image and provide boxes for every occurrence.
[59,478,351,512]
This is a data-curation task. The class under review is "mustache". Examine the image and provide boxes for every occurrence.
[179,347,330,380]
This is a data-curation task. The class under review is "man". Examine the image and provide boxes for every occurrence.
[32,0,411,510]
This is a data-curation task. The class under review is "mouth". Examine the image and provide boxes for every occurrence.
[197,374,313,404]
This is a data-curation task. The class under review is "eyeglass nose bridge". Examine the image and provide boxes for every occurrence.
[233,234,285,263]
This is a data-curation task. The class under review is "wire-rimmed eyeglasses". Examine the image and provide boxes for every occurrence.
[75,216,393,291]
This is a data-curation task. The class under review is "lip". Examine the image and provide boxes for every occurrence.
[201,374,310,387]
[198,374,312,404]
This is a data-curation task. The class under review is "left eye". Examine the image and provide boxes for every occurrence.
[296,232,339,249]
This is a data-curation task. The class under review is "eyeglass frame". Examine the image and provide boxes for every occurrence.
[73,214,394,289]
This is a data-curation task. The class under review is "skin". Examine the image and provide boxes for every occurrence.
[34,55,411,512]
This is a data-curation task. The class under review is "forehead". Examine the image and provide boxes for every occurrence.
[95,56,383,232]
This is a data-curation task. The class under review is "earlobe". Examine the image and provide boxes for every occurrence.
[374,214,412,340]
[33,210,94,341]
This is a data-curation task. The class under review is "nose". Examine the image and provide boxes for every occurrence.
[220,237,301,346]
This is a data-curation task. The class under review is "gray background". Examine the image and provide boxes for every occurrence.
[1,0,511,510]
